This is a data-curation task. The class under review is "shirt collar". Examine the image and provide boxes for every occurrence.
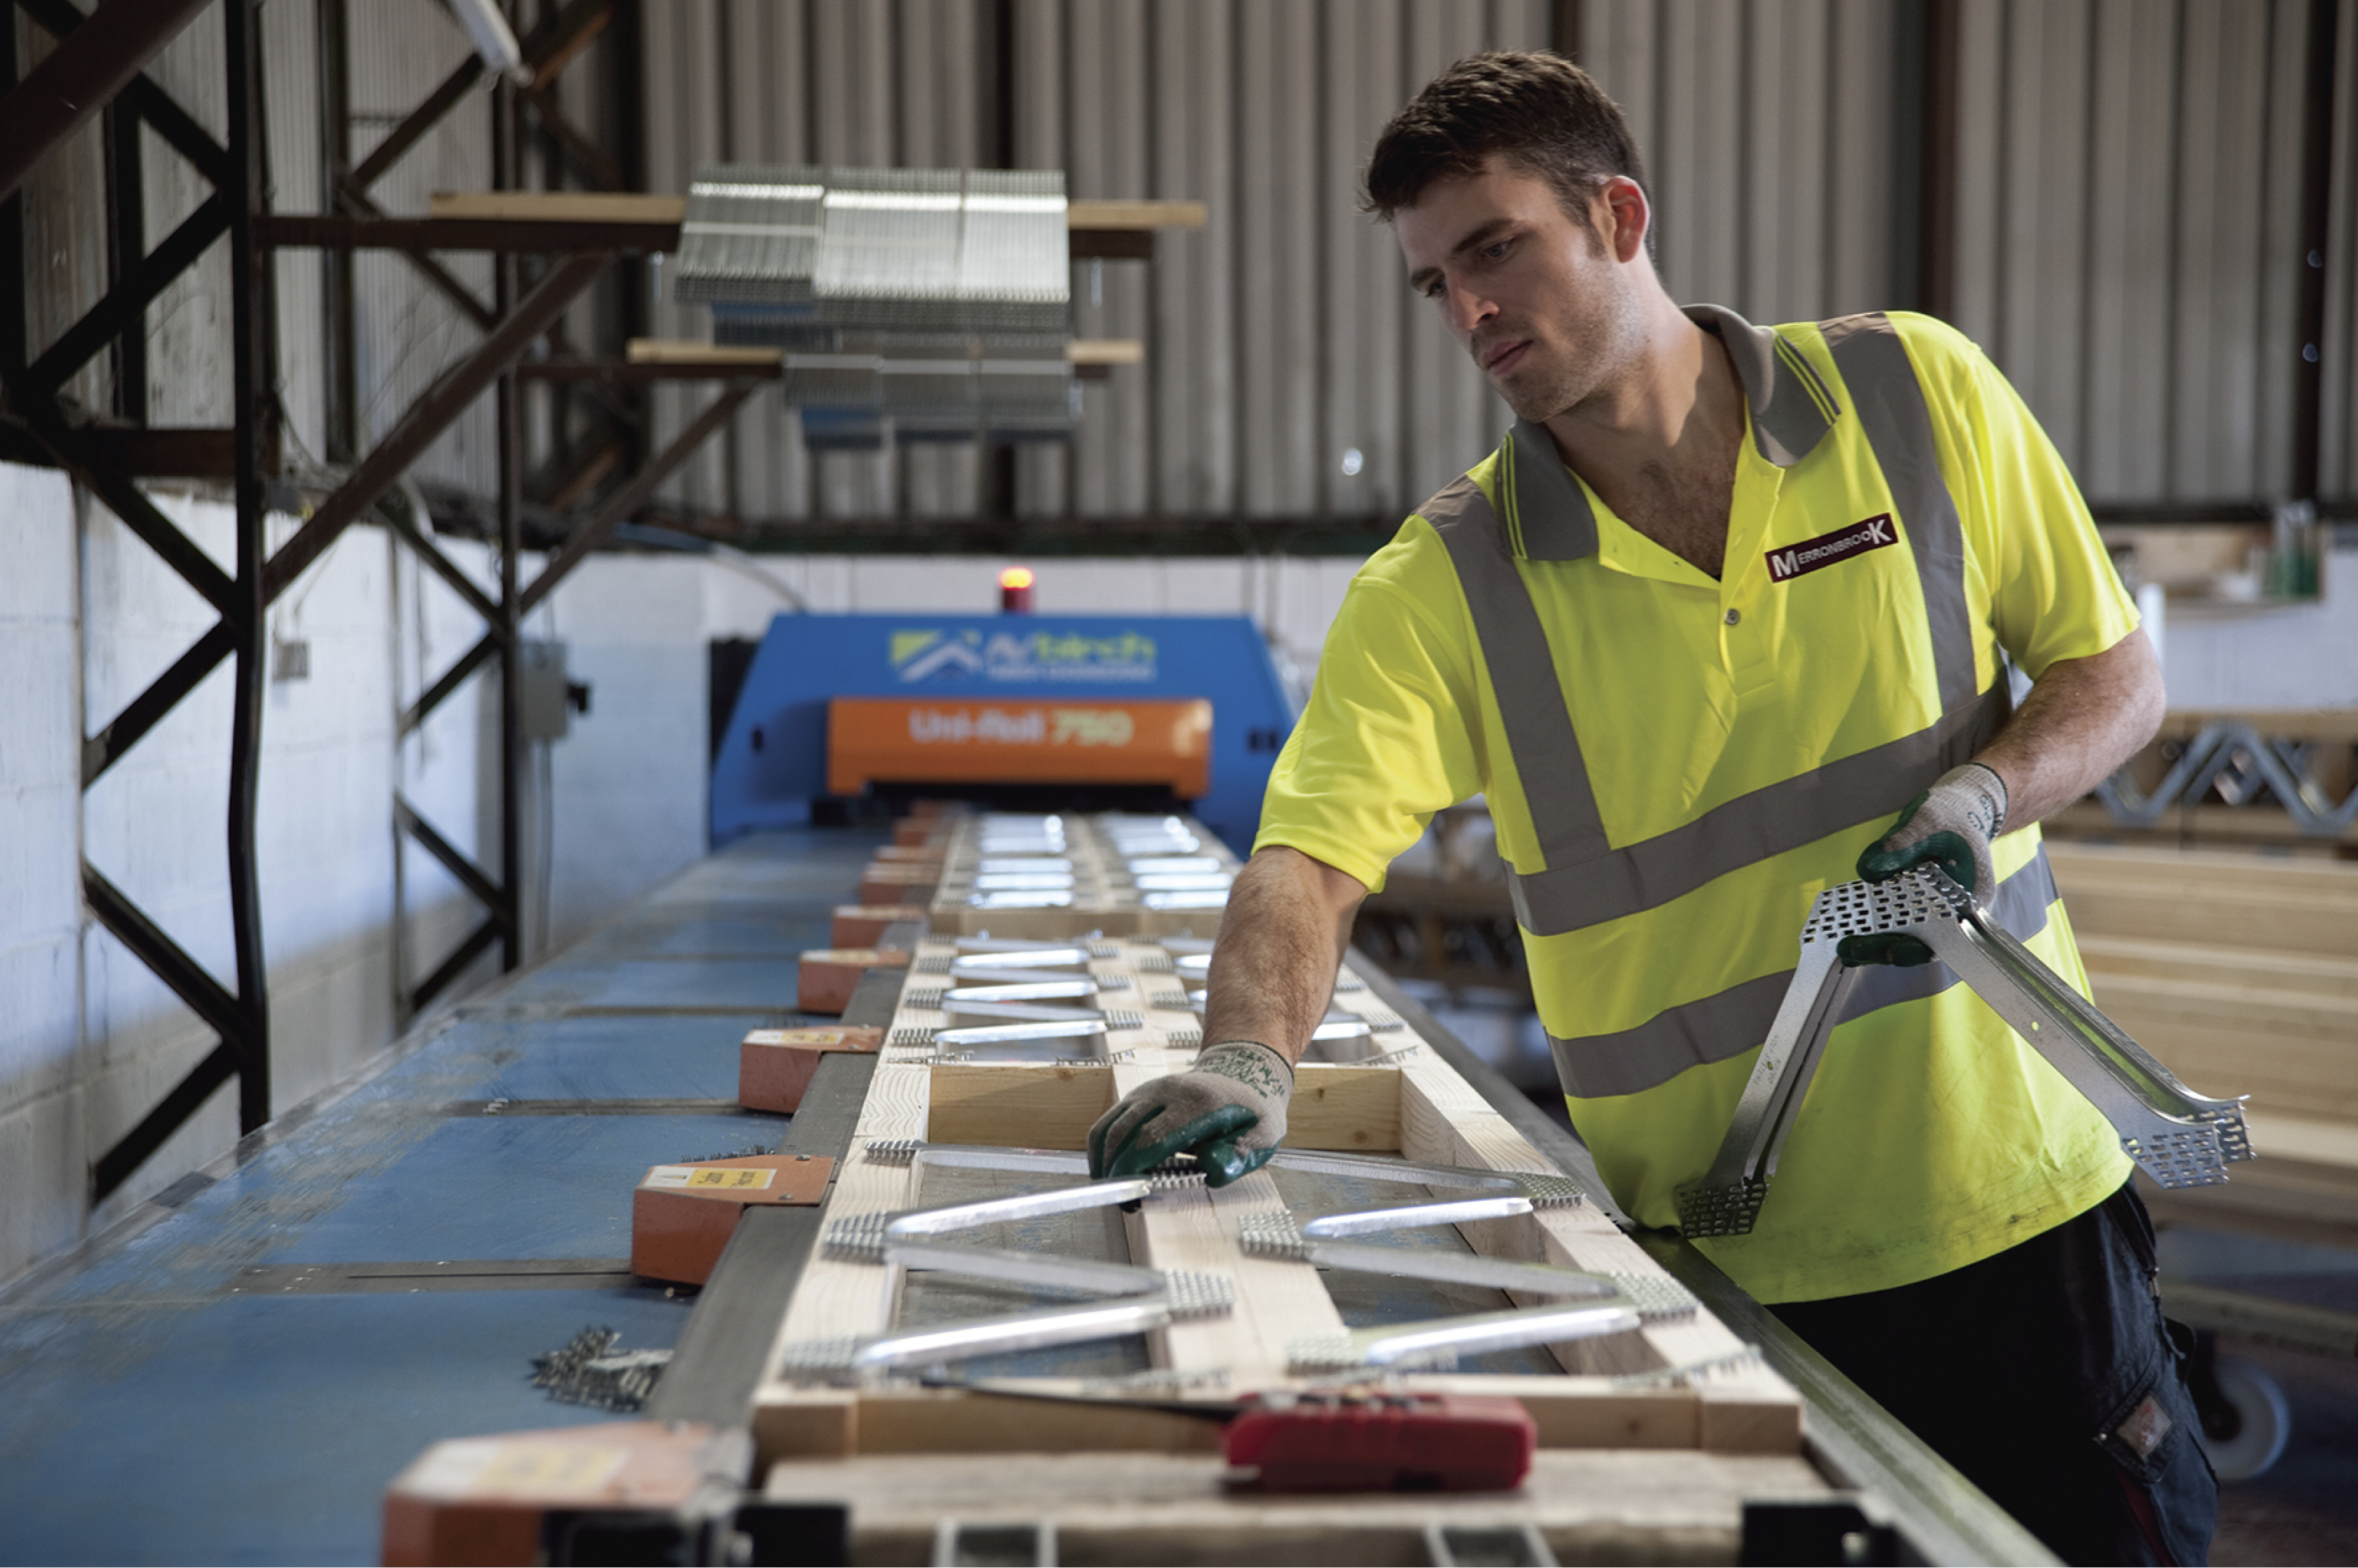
[1499,303,1843,562]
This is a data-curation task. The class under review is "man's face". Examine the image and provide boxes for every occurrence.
[1395,157,1642,424]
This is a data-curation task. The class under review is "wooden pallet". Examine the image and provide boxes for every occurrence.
[749,914,1803,1470]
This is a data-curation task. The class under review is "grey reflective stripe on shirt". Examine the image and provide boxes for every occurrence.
[1822,313,1978,714]
[1427,470,1611,871]
[1506,683,2011,936]
[1547,845,2061,1099]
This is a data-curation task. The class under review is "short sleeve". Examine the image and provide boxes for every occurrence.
[1253,528,1490,893]
[1910,319,2140,681]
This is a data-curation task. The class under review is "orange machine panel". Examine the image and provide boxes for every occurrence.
[827,698,1213,798]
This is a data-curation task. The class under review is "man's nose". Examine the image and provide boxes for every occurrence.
[1443,282,1496,336]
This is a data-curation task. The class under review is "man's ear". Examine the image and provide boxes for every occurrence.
[1600,177,1650,263]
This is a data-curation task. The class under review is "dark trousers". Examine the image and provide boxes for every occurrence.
[1771,1182,2217,1566]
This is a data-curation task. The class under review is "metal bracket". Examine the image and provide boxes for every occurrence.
[865,1142,1586,1210]
[823,1170,1205,1260]
[1285,1301,1642,1374]
[778,1283,1233,1381]
[782,1159,1229,1382]
[1677,866,2252,1238]
[1235,1211,1695,1320]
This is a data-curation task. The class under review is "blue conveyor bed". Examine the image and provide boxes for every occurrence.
[0,828,880,1566]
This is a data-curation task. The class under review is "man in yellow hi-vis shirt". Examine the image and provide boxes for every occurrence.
[1087,51,2212,1566]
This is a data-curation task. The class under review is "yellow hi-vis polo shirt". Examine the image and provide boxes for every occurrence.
[1257,306,2142,1304]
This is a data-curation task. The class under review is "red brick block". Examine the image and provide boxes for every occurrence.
[797,947,910,1014]
[830,904,928,947]
[630,1155,834,1285]
[739,1025,884,1113]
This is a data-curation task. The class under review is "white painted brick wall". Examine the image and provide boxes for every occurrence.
[2150,546,2358,710]
[0,465,85,1281]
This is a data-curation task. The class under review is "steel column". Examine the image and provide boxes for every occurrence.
[0,11,20,377]
[2292,0,2342,502]
[494,80,525,973]
[223,0,271,1134]
[317,0,356,462]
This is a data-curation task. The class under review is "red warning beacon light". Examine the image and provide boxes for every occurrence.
[999,565,1035,614]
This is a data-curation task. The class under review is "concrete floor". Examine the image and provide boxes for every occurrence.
[2163,1224,2358,1567]
[2213,1343,2358,1566]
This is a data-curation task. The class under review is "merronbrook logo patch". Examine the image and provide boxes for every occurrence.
[1765,513,1897,583]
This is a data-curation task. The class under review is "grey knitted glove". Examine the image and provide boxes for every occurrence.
[1850,762,2010,966]
[1086,1040,1292,1187]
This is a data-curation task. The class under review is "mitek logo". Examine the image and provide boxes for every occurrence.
[891,630,985,681]
[890,628,1158,684]
[1765,513,1898,583]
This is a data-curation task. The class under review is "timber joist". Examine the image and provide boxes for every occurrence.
[2050,841,2358,1238]
[750,815,1804,1472]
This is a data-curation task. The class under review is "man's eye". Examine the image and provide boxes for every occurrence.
[1482,240,1512,261]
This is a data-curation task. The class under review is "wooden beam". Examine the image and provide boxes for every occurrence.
[1065,199,1207,230]
[432,189,687,223]
[625,337,781,366]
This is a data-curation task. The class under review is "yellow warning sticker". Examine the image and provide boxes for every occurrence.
[643,1164,774,1191]
[472,1444,626,1497]
[687,1167,773,1190]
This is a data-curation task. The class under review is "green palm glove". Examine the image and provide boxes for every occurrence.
[1087,1040,1292,1187]
[1848,762,2009,967]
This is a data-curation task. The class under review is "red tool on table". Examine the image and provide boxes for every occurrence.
[1222,1389,1536,1493]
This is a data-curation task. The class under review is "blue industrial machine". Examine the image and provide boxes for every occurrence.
[711,613,1297,858]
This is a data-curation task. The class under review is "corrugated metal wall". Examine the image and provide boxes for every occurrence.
[12,0,2356,521]
[640,0,1554,525]
[635,0,2358,521]
[1944,0,2351,502]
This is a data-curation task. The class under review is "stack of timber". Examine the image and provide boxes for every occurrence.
[2049,841,2358,1243]
[747,820,1815,1559]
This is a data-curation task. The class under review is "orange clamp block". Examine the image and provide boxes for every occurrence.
[858,862,940,907]
[382,1420,736,1567]
[630,1155,834,1286]
[739,1025,884,1113]
[797,947,911,1015]
[831,903,928,947]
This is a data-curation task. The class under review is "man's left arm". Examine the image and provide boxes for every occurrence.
[1858,628,2163,900]
[1975,626,2165,828]
[1859,322,2166,900]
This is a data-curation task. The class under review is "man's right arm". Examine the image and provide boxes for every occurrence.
[1085,846,1368,1184]
[1202,846,1371,1068]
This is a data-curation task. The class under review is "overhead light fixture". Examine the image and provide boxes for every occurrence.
[446,0,531,85]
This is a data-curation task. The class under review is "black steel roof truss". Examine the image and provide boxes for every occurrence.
[81,619,237,787]
[395,797,513,926]
[23,191,229,397]
[399,631,497,739]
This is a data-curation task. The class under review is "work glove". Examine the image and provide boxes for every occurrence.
[1847,762,2009,967]
[1086,1040,1292,1188]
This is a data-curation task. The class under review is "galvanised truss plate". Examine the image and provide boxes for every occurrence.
[1677,865,2252,1238]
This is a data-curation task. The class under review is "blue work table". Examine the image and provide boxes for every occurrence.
[0,828,879,1566]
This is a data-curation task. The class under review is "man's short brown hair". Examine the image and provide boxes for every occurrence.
[1362,51,1649,233]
